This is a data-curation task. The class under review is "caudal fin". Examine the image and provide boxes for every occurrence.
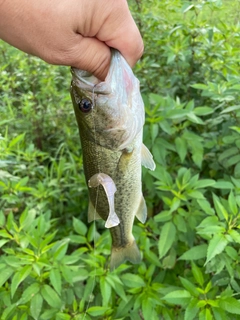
[110,240,141,271]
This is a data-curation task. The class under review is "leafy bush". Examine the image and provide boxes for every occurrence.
[1,0,240,319]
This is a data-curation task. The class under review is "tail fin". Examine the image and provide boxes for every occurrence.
[110,240,141,271]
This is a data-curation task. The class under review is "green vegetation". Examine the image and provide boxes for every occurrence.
[1,0,240,318]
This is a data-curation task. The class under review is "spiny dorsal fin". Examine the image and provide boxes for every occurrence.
[141,144,156,171]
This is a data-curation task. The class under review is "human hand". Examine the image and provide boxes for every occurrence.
[0,0,143,80]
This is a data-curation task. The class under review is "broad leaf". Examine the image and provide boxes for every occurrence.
[179,244,207,260]
[206,233,228,264]
[158,221,176,258]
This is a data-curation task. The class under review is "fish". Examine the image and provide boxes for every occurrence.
[70,50,155,270]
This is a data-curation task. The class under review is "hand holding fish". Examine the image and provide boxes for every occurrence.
[0,0,143,80]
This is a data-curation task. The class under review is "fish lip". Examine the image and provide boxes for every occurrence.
[71,68,111,95]
[71,68,92,80]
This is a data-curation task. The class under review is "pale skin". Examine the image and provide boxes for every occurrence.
[0,0,143,80]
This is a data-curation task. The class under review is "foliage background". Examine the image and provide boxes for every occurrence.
[1,0,240,319]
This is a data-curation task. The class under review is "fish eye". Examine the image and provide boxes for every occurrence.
[78,98,92,113]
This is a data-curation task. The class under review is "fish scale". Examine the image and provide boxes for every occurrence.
[70,50,155,270]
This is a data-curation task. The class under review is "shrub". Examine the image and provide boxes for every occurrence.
[1,0,240,318]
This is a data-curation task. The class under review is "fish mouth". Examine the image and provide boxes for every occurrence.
[71,68,111,95]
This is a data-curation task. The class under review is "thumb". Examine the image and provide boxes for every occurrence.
[68,35,111,81]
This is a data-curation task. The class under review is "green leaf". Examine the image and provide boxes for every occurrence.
[166,109,189,120]
[191,262,204,287]
[179,277,199,297]
[100,277,112,306]
[187,112,204,124]
[142,298,153,319]
[175,137,187,162]
[226,155,240,167]
[228,191,238,215]
[9,133,25,148]
[30,293,43,320]
[213,181,234,189]
[53,239,69,261]
[2,303,16,320]
[228,229,240,244]
[50,268,62,295]
[0,229,13,239]
[193,179,215,189]
[191,84,208,90]
[18,283,40,304]
[219,147,238,162]
[115,296,134,318]
[154,210,172,222]
[213,194,228,221]
[69,234,87,244]
[221,105,240,114]
[0,239,9,248]
[179,244,207,260]
[20,313,28,320]
[183,4,195,13]
[0,210,6,227]
[197,199,215,215]
[205,308,213,320]
[212,307,227,320]
[87,306,110,317]
[150,123,159,143]
[194,106,213,116]
[41,284,62,309]
[73,217,87,236]
[206,233,228,264]
[56,313,71,320]
[174,214,187,233]
[225,246,238,260]
[162,249,176,269]
[11,265,32,298]
[106,274,127,302]
[163,290,191,306]
[121,274,145,288]
[158,221,176,259]
[60,265,73,285]
[19,208,36,230]
[219,297,240,315]
[184,298,199,320]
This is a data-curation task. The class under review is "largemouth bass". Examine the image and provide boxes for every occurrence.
[70,50,155,270]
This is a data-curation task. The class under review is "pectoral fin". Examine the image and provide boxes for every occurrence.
[88,200,102,222]
[141,144,156,171]
[135,195,147,224]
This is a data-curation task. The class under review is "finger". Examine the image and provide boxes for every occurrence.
[66,34,111,81]
[103,15,144,68]
[95,0,144,67]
